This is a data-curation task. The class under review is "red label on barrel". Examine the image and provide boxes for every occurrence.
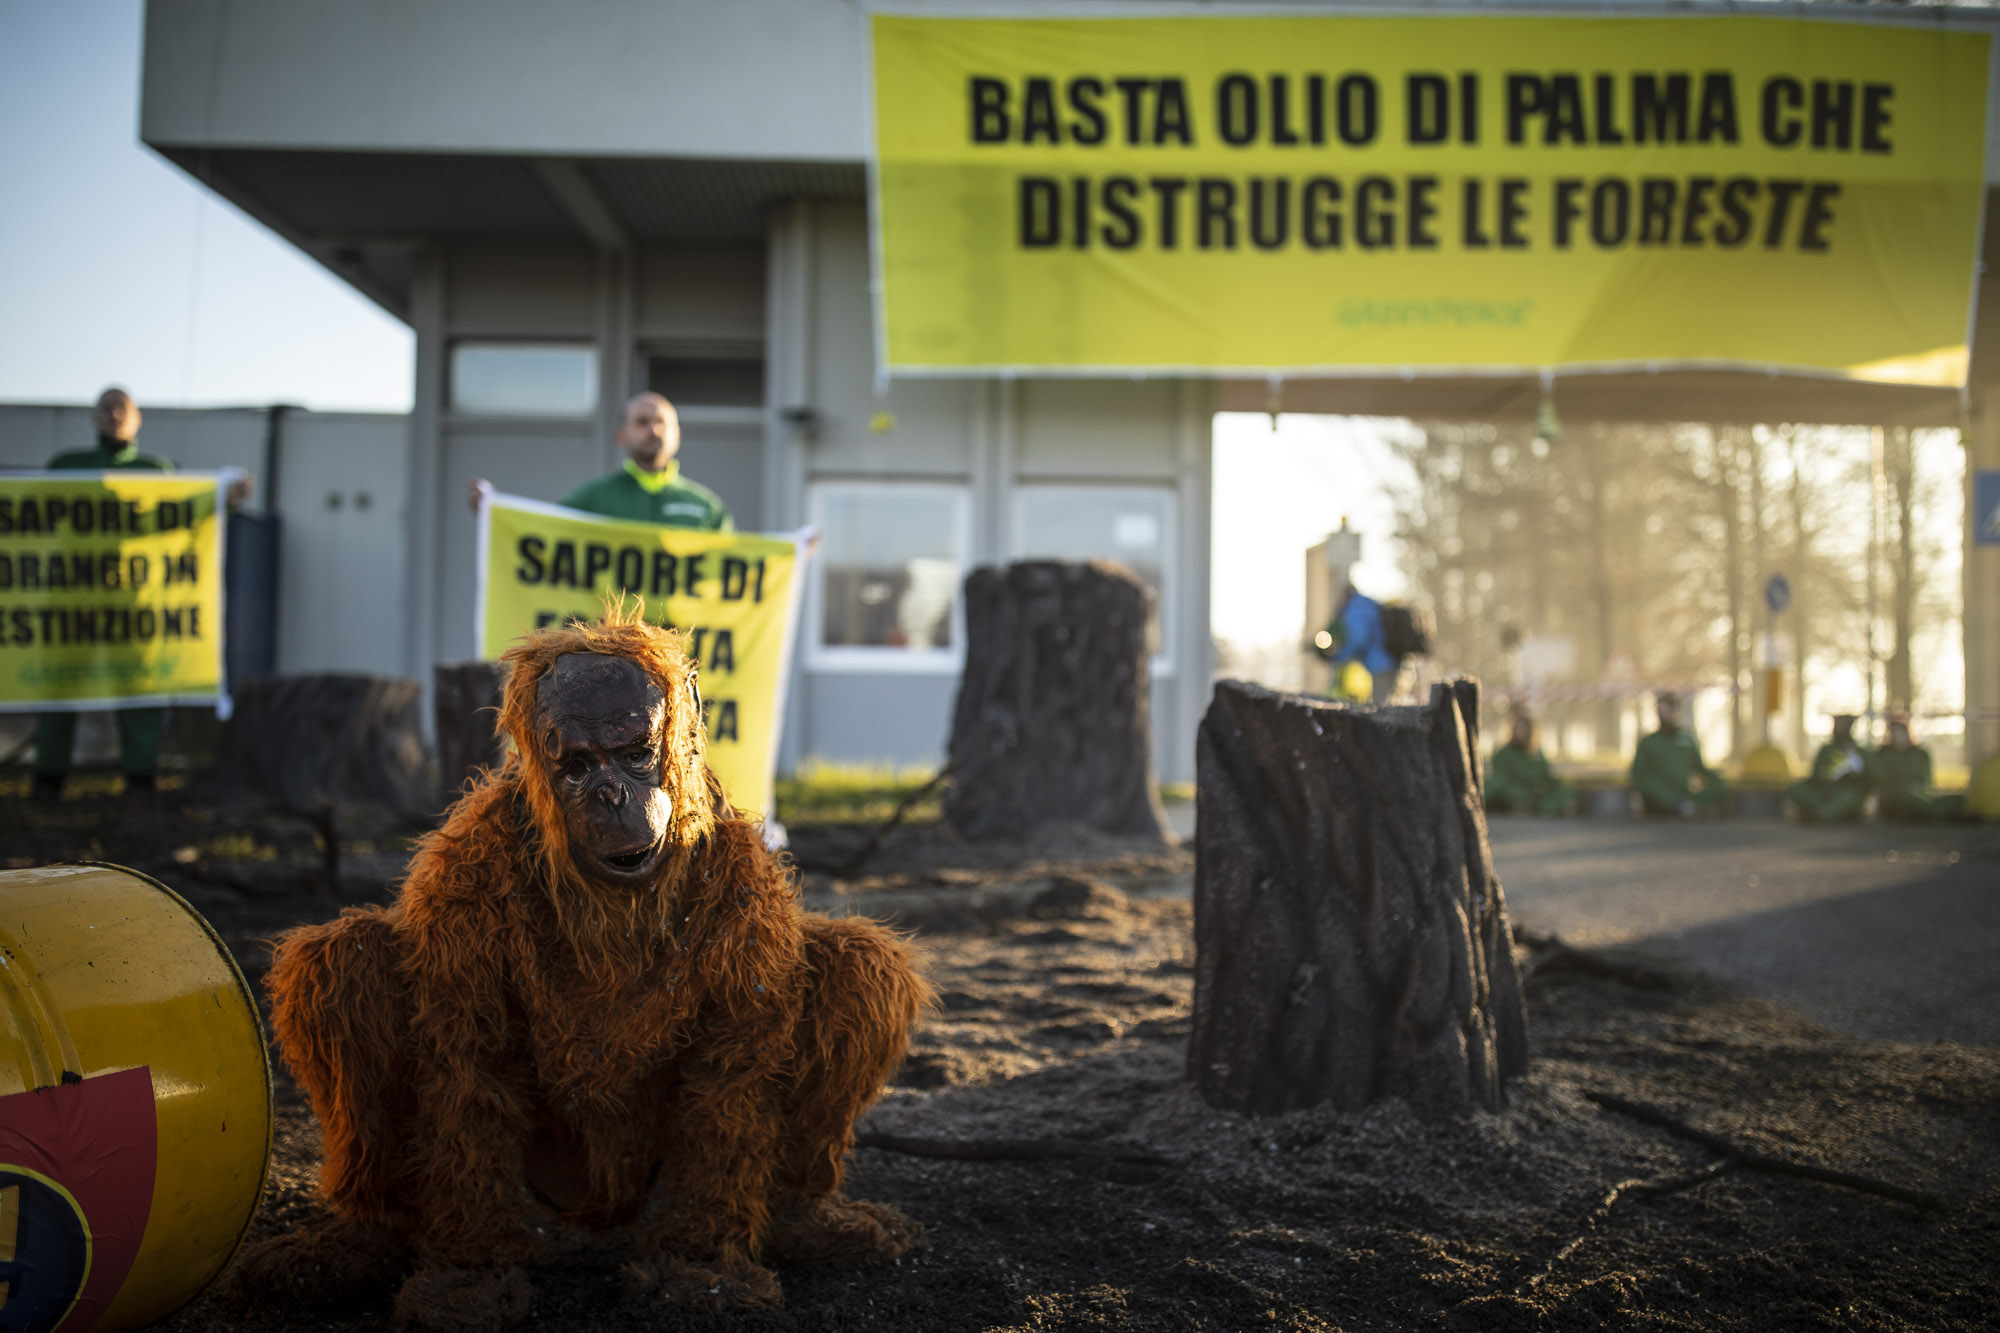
[0,1067,158,1333]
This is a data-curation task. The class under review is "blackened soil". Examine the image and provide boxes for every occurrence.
[5,785,1995,1332]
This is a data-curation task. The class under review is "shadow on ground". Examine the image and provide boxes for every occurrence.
[5,781,1996,1332]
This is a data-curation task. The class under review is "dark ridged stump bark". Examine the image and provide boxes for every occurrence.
[1190,679,1528,1119]
[944,560,1170,842]
[433,660,509,803]
[214,674,428,813]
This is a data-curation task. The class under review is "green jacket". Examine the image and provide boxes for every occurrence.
[1488,743,1557,805]
[47,438,173,472]
[559,460,732,531]
[1630,728,1720,811]
[1874,745,1935,813]
[1804,741,1877,793]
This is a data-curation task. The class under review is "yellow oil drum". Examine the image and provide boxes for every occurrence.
[0,863,270,1333]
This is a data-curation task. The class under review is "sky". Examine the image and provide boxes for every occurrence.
[0,0,413,412]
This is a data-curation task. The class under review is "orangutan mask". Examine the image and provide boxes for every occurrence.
[535,652,674,885]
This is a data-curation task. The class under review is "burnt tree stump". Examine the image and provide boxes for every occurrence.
[434,660,509,802]
[1189,679,1528,1120]
[944,560,1170,842]
[213,674,428,814]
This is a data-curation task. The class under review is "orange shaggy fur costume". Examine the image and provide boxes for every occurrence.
[230,609,930,1328]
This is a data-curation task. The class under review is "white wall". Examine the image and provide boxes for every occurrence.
[272,412,410,676]
[142,0,870,160]
[638,249,765,345]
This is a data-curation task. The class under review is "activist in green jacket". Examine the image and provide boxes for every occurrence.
[1485,713,1575,816]
[1786,714,1879,823]
[1630,693,1729,816]
[35,389,172,800]
[1874,713,1966,822]
[560,458,732,530]
[469,392,733,531]
[560,392,731,531]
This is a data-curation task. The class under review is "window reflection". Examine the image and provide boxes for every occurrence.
[815,485,966,653]
[450,343,598,416]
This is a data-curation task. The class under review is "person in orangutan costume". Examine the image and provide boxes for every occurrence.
[228,606,930,1328]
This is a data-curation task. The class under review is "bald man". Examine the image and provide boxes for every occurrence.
[560,391,732,528]
[471,393,732,531]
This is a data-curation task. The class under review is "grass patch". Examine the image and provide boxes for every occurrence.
[776,760,943,826]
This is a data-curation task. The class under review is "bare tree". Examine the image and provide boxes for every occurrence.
[1380,416,1959,763]
[1885,425,1917,710]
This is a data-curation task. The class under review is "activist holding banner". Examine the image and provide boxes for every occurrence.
[561,391,732,530]
[25,388,250,801]
[469,391,733,531]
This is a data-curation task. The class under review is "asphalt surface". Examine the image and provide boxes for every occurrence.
[1487,815,2000,1049]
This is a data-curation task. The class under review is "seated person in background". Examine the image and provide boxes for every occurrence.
[1485,711,1575,815]
[1786,713,1878,823]
[1630,693,1729,817]
[1874,710,1965,822]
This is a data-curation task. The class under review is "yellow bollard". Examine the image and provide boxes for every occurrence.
[1739,743,1795,785]
[0,863,270,1333]
[1970,753,2000,821]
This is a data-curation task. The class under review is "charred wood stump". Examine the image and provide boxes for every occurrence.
[213,674,428,815]
[1189,679,1528,1120]
[434,660,509,802]
[944,560,1170,842]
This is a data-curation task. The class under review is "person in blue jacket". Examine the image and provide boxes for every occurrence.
[1326,583,1398,703]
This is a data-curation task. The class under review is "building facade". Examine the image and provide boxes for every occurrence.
[129,0,2000,775]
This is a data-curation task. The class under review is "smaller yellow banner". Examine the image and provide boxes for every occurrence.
[477,494,807,818]
[0,474,226,711]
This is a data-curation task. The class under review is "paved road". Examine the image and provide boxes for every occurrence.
[1487,817,2000,1048]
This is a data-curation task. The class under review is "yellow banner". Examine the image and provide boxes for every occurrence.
[477,494,806,818]
[871,13,1990,383]
[0,474,226,710]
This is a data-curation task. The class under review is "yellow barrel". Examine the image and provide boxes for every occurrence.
[0,863,271,1333]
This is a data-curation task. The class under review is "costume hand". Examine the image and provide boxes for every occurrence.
[468,477,493,514]
[394,1263,533,1331]
[625,1255,783,1313]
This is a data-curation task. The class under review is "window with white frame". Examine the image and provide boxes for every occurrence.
[449,343,599,416]
[1013,485,1174,669]
[810,482,969,668]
